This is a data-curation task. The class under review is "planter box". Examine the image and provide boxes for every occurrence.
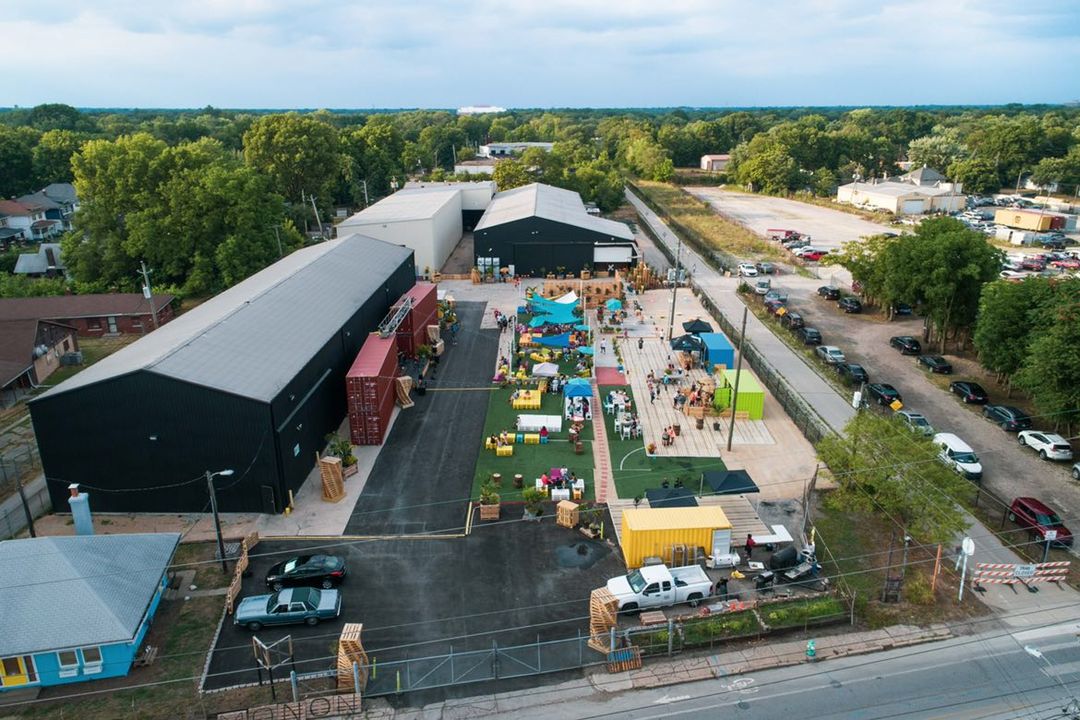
[343,463,359,478]
[479,503,500,520]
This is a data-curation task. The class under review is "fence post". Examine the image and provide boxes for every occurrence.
[537,634,541,673]
[289,670,298,702]
[352,661,361,695]
[667,619,674,656]
[449,645,454,684]
[609,627,616,653]
[578,628,583,666]
[492,639,499,680]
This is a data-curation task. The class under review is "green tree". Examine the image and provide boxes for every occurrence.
[0,273,68,298]
[906,129,966,172]
[972,279,1058,382]
[0,125,37,197]
[733,143,799,193]
[32,129,87,185]
[25,103,92,132]
[947,157,1001,194]
[1014,302,1080,435]
[242,113,343,202]
[623,137,674,181]
[817,412,970,543]
[492,158,532,190]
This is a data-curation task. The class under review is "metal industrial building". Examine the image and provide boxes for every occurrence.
[29,235,415,514]
[473,183,637,276]
[337,181,495,272]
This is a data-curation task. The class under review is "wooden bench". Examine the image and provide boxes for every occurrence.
[639,611,667,627]
[133,645,158,668]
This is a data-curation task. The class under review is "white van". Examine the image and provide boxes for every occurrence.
[933,433,982,482]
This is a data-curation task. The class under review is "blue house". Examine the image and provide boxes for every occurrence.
[0,532,180,692]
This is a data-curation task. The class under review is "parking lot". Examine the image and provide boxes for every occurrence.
[204,523,626,695]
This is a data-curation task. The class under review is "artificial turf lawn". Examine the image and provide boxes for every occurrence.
[597,384,726,500]
[472,385,595,501]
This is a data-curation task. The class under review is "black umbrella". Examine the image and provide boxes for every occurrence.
[670,334,705,352]
[682,318,713,334]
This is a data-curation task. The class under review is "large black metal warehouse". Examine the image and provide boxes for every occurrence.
[30,235,416,513]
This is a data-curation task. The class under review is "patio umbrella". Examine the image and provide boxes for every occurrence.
[531,362,559,377]
[605,298,623,311]
[574,324,591,331]
[682,318,714,334]
[563,378,593,397]
[670,334,705,352]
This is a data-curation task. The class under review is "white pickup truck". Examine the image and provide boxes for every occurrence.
[606,564,713,613]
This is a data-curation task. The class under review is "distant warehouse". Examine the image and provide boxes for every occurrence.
[473,183,637,276]
[30,235,415,514]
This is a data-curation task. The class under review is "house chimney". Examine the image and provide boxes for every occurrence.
[68,483,94,536]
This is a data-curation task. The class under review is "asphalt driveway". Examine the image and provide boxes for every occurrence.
[203,524,625,696]
[344,301,498,535]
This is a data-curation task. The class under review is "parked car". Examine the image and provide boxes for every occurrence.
[1073,462,1080,481]
[780,311,805,330]
[889,336,922,355]
[815,345,846,365]
[999,270,1027,281]
[796,327,822,345]
[235,587,342,631]
[606,564,713,613]
[1017,431,1074,462]
[837,297,863,313]
[802,250,828,261]
[892,303,913,316]
[933,433,983,482]
[1020,257,1046,271]
[948,381,989,404]
[896,410,934,436]
[265,554,347,591]
[755,262,776,275]
[754,279,772,295]
[866,383,902,407]
[764,299,786,315]
[763,289,788,304]
[737,263,758,277]
[817,285,841,300]
[1008,497,1073,547]
[982,404,1032,432]
[835,363,869,385]
[917,355,953,374]
[1050,258,1080,270]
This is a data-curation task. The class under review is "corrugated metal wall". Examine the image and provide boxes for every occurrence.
[475,217,619,275]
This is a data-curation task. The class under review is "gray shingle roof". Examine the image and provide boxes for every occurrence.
[474,183,634,241]
[0,533,180,656]
[13,243,65,275]
[36,235,413,402]
[42,183,77,206]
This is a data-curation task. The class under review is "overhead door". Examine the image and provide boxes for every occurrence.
[901,199,925,215]
[594,245,634,264]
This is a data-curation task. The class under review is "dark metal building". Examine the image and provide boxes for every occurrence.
[472,183,637,276]
[29,236,415,514]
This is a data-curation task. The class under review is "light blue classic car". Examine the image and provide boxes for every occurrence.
[234,587,341,631]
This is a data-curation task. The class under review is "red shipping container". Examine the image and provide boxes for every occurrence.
[346,334,398,445]
[392,283,438,358]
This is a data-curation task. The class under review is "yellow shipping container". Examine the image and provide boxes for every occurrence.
[621,507,731,569]
[994,209,1054,232]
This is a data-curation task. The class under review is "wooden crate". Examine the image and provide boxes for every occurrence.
[479,503,500,520]
[556,500,579,529]
[318,455,345,502]
[607,646,643,673]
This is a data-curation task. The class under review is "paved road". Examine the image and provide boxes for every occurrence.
[626,189,856,435]
[685,187,895,253]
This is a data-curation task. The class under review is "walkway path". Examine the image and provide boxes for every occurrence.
[589,381,613,503]
[626,188,856,435]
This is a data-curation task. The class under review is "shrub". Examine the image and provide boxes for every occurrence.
[903,572,935,606]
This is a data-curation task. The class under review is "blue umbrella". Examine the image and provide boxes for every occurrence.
[574,324,590,331]
[605,299,623,311]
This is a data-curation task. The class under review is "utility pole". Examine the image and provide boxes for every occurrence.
[309,195,324,239]
[666,231,683,341]
[6,465,35,537]
[272,226,283,258]
[361,180,370,207]
[138,261,159,330]
[726,306,748,452]
[205,469,234,574]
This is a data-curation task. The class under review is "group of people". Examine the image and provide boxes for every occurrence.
[616,412,642,439]
[606,389,631,412]
[492,309,518,332]
[540,469,578,490]
[566,396,589,420]
[673,381,715,411]
[490,426,549,448]
[660,425,679,447]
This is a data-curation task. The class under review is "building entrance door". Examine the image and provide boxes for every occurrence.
[0,656,32,687]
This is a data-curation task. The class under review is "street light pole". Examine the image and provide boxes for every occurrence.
[667,231,682,341]
[206,469,234,574]
[726,306,749,452]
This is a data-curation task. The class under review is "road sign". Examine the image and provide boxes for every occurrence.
[1045,530,1058,541]
[1014,564,1037,578]
[962,537,975,556]
[889,399,904,412]
[776,306,787,316]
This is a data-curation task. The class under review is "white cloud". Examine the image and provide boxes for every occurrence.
[5,0,1079,107]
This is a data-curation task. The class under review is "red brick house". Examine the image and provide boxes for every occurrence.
[0,319,77,406]
[0,293,175,336]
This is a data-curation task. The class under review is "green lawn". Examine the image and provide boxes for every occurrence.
[597,385,726,500]
[472,386,595,502]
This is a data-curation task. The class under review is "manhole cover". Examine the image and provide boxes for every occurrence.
[737,700,751,710]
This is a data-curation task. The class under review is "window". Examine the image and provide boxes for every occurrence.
[57,650,78,677]
[80,647,103,674]
[88,318,101,330]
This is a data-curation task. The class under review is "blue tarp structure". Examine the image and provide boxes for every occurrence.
[563,378,593,397]
[529,308,578,327]
[535,333,571,348]
[605,298,623,311]
[577,347,594,356]
[699,332,735,368]
[574,324,590,331]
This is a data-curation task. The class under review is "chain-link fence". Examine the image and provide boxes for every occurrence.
[0,444,40,496]
[0,479,50,539]
[359,632,604,697]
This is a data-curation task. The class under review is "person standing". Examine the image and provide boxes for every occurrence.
[599,338,607,354]
[637,337,644,351]
[744,533,756,560]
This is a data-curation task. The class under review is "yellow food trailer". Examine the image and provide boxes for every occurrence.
[620,506,732,569]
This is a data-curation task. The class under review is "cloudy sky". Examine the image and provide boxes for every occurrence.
[7,0,1080,108]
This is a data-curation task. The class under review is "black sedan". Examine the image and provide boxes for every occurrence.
[796,327,822,345]
[838,297,863,313]
[817,286,841,300]
[866,383,902,407]
[889,336,922,355]
[949,381,989,404]
[781,311,804,330]
[917,355,953,374]
[892,303,914,316]
[836,363,869,385]
[265,554,347,591]
[983,405,1032,432]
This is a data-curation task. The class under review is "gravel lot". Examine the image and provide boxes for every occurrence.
[681,190,1080,534]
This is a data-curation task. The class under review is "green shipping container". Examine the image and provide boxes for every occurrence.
[712,369,764,419]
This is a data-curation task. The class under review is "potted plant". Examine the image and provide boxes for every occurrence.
[479,481,500,520]
[581,263,592,280]
[522,487,545,521]
[423,265,431,280]
[646,442,657,456]
[324,434,358,477]
[417,344,433,361]
[556,266,566,279]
